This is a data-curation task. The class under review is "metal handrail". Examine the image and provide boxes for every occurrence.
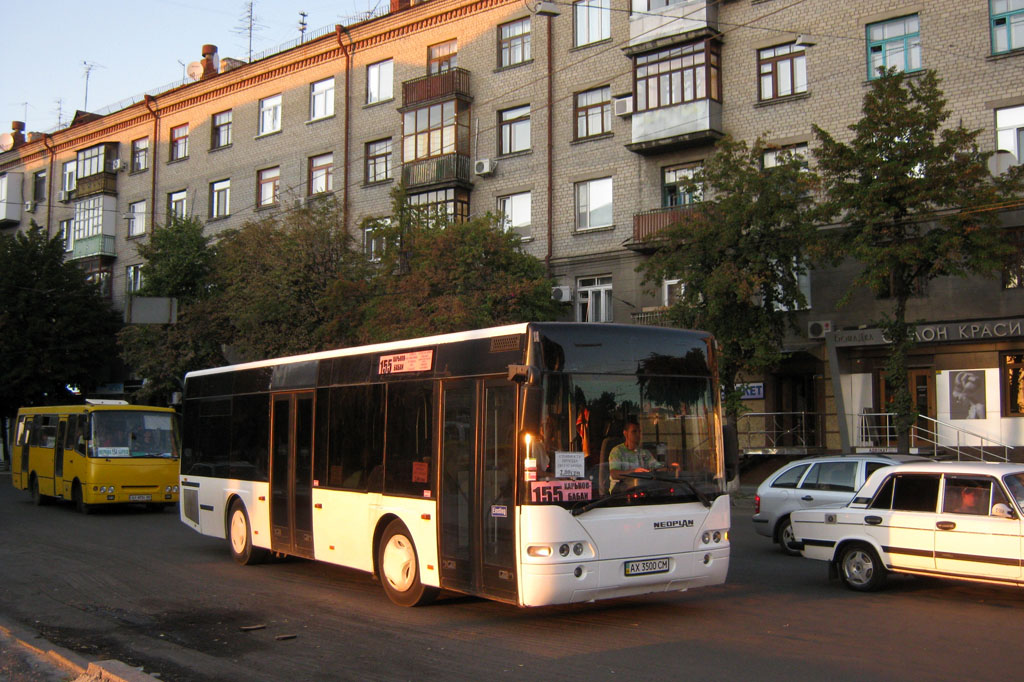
[737,412,824,451]
[856,412,1010,462]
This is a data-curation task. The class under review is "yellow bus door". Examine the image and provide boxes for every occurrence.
[53,419,67,499]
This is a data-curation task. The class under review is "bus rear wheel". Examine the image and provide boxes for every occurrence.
[228,500,267,566]
[377,519,438,607]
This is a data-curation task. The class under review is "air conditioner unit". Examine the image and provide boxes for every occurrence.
[23,201,35,213]
[807,320,833,339]
[110,158,124,172]
[551,285,573,302]
[474,158,495,176]
[58,190,70,202]
[613,96,634,117]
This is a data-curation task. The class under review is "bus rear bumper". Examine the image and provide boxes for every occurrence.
[518,547,729,607]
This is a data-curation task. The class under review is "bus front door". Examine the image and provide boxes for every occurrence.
[269,392,315,559]
[53,419,66,498]
[439,380,518,603]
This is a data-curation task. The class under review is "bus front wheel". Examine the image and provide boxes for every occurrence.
[377,519,438,607]
[71,482,92,514]
[228,500,267,566]
[30,476,48,506]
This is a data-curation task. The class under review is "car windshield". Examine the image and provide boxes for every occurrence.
[527,371,722,512]
[1001,473,1024,512]
[90,411,180,458]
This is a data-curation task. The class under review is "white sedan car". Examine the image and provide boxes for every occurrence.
[791,462,1024,592]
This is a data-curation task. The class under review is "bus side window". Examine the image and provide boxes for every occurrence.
[15,416,30,446]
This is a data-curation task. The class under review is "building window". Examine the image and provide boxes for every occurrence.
[366,139,393,183]
[84,263,112,299]
[662,279,683,307]
[127,200,146,237]
[1003,352,1024,415]
[73,196,103,241]
[168,190,187,219]
[992,1,1024,53]
[428,40,458,74]
[60,218,74,252]
[499,17,531,68]
[575,177,613,230]
[131,138,149,172]
[367,59,394,104]
[258,167,280,207]
[126,264,144,295]
[33,171,46,202]
[408,188,469,223]
[364,223,386,262]
[867,15,921,79]
[758,43,807,101]
[762,143,809,169]
[403,101,466,161]
[577,276,613,322]
[497,192,531,236]
[310,78,335,120]
[78,146,105,179]
[309,153,334,195]
[574,0,610,47]
[575,86,611,139]
[662,164,701,207]
[499,105,531,155]
[62,161,76,193]
[1004,229,1024,289]
[997,105,1024,162]
[210,179,230,218]
[636,41,721,112]
[170,124,189,161]
[212,111,232,149]
[259,94,282,135]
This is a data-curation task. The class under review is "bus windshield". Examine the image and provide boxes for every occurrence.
[90,411,180,459]
[529,371,720,511]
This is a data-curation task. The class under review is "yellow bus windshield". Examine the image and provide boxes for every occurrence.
[90,411,179,459]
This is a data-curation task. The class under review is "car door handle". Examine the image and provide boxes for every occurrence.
[865,516,883,525]
[936,521,956,530]
[801,495,814,501]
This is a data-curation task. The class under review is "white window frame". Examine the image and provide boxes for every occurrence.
[310,78,335,120]
[997,105,1024,162]
[497,192,531,235]
[576,275,613,322]
[170,124,189,161]
[211,179,230,218]
[575,177,613,230]
[309,153,334,195]
[367,60,394,104]
[62,161,77,192]
[73,196,103,241]
[574,0,610,47]
[258,94,283,135]
[212,111,232,149]
[60,218,74,252]
[169,190,187,219]
[126,264,144,295]
[127,200,146,237]
[762,143,809,169]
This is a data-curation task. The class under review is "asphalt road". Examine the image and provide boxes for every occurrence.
[3,469,1024,681]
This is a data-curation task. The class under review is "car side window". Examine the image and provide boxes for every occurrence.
[800,461,857,492]
[943,477,999,516]
[869,474,939,512]
[771,463,809,488]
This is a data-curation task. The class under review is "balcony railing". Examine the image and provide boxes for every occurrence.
[402,68,471,108]
[401,153,472,188]
[632,204,697,244]
[71,234,116,260]
[74,172,118,198]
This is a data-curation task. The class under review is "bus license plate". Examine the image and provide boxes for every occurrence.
[624,557,670,576]
[129,494,152,502]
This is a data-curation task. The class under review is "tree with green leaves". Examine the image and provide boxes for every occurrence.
[118,216,225,404]
[813,68,1024,451]
[1,225,121,452]
[357,185,563,343]
[214,197,373,360]
[639,136,821,447]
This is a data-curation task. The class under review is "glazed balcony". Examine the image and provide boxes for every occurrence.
[402,68,471,108]
[401,153,472,189]
[628,0,717,48]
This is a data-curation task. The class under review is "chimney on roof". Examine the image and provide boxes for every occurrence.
[201,44,220,79]
[10,121,26,147]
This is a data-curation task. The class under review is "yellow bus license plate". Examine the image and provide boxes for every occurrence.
[129,494,152,502]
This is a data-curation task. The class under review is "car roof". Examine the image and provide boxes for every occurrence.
[858,461,1024,496]
[782,454,928,466]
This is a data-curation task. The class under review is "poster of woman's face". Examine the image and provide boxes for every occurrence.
[950,371,986,420]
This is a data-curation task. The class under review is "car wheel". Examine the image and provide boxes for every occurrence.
[377,519,438,607]
[777,517,801,556]
[228,500,267,566]
[838,543,887,592]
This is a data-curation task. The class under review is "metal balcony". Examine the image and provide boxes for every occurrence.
[402,68,471,108]
[400,153,472,189]
[627,204,697,250]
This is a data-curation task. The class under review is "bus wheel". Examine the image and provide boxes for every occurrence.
[378,519,438,607]
[30,476,48,506]
[71,482,92,514]
[228,500,267,566]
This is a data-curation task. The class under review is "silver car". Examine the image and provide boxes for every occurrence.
[751,454,927,555]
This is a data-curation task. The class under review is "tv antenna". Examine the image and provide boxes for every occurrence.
[82,61,105,111]
[299,11,308,39]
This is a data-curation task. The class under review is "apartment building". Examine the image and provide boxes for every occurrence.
[1,0,1023,455]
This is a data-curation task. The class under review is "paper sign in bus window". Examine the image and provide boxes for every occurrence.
[554,451,585,479]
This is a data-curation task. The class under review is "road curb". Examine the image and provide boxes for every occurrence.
[0,615,160,682]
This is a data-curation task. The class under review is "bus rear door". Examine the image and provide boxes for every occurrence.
[439,379,518,603]
[270,392,315,558]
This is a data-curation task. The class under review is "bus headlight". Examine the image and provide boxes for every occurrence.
[559,544,570,557]
[573,543,584,556]
[527,545,552,558]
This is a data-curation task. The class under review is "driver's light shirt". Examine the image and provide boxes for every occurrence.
[609,444,659,491]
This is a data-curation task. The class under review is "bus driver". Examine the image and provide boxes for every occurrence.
[609,420,662,492]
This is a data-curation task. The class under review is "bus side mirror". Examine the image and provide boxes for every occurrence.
[507,364,538,384]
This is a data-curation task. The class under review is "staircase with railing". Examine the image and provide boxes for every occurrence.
[855,412,1011,461]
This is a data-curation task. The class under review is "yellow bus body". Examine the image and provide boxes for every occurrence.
[11,404,180,511]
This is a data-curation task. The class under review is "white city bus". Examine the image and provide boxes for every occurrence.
[179,323,730,606]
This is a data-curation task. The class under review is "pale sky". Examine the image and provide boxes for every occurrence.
[4,0,381,134]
